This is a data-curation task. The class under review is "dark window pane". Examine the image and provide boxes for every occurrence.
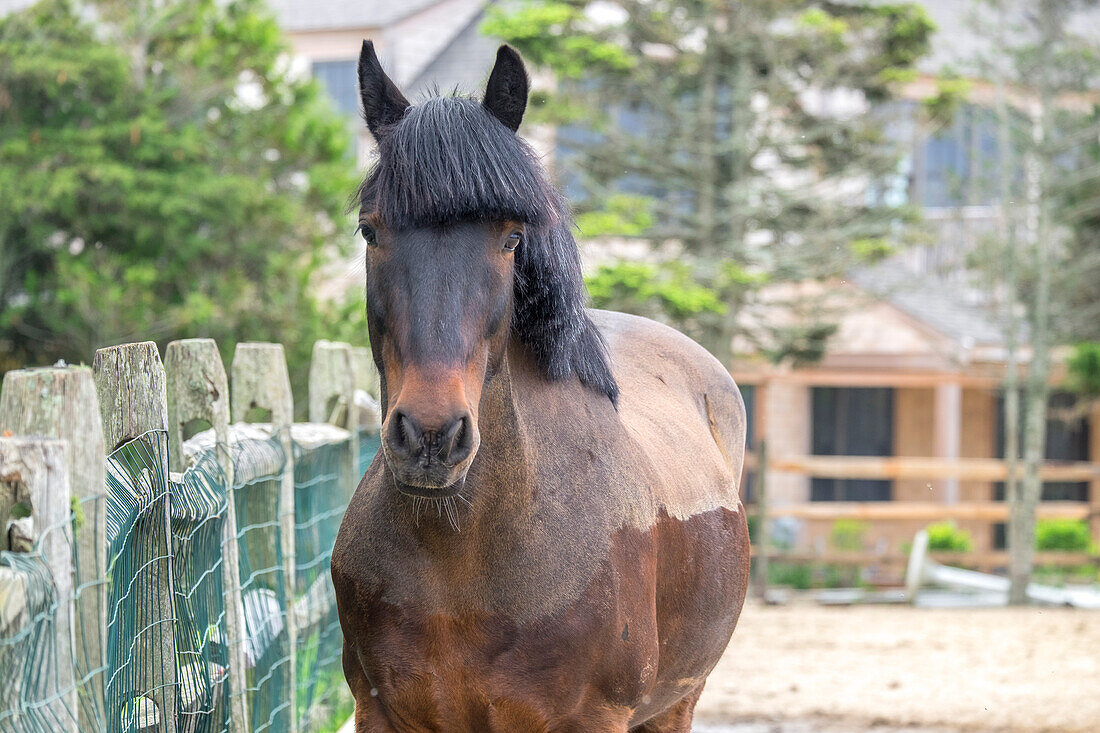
[312,60,360,117]
[738,385,756,503]
[994,390,1090,502]
[811,387,894,501]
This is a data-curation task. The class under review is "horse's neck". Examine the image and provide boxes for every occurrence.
[468,344,532,494]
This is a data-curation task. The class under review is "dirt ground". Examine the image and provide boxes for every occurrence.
[693,601,1100,732]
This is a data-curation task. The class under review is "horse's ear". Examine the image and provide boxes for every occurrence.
[483,45,529,132]
[358,40,410,139]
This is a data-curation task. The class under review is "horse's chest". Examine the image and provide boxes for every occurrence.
[359,603,654,732]
[354,537,661,732]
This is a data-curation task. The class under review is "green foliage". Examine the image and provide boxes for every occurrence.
[1034,519,1098,585]
[487,0,930,360]
[480,2,635,79]
[585,261,726,321]
[1066,342,1100,397]
[0,0,362,410]
[70,494,85,532]
[768,562,813,590]
[575,194,654,238]
[1035,518,1094,553]
[921,74,971,128]
[925,521,974,552]
[829,519,867,552]
[851,237,896,263]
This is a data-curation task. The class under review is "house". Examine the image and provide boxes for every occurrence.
[271,0,1100,555]
[267,0,500,166]
[3,0,1094,554]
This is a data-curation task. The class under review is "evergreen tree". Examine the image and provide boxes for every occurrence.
[484,0,933,360]
[962,0,1100,601]
[0,0,363,405]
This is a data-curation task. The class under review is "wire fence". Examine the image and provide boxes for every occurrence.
[0,424,380,733]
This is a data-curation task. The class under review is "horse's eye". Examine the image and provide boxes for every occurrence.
[503,231,522,252]
[359,223,379,248]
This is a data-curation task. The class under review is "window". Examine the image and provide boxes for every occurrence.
[312,60,360,117]
[740,384,757,503]
[915,104,1003,208]
[811,387,894,501]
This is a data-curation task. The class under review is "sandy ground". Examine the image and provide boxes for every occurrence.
[694,601,1100,732]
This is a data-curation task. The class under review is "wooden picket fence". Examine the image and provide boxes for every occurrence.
[0,338,380,733]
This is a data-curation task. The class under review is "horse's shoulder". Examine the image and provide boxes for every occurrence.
[588,308,744,425]
[590,309,736,384]
[585,309,747,520]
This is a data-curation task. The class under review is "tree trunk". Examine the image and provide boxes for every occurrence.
[1008,0,1058,604]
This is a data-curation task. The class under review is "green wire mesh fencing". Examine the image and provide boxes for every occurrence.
[0,423,375,733]
[104,430,177,733]
[293,430,380,730]
[171,448,234,733]
[228,432,293,733]
[0,445,109,733]
[0,551,80,732]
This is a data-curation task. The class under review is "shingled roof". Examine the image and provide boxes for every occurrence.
[265,0,442,32]
[851,260,1012,349]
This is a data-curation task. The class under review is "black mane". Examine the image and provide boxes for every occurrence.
[357,96,619,404]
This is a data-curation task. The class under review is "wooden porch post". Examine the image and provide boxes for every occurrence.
[934,381,963,504]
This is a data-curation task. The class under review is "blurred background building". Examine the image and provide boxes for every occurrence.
[1,0,1095,558]
[259,0,1100,556]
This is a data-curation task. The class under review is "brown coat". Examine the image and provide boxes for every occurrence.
[332,310,750,732]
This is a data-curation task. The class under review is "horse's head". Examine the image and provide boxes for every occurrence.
[355,41,617,498]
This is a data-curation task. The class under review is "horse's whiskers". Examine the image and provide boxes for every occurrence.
[443,495,460,532]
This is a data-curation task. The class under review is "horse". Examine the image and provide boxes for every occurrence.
[331,41,751,733]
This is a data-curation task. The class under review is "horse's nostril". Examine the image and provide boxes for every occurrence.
[388,412,423,458]
[442,416,464,450]
[440,415,473,465]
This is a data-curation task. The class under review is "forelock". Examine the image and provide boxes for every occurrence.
[359,96,559,229]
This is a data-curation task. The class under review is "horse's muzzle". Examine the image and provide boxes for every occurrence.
[381,409,479,494]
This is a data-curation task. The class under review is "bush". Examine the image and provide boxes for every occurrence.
[829,519,868,551]
[1035,518,1095,553]
[926,522,973,552]
[768,562,812,590]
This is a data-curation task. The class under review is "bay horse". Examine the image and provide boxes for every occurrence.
[331,41,750,733]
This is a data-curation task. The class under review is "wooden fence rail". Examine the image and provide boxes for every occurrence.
[745,448,1099,585]
[746,451,1100,482]
[751,548,1097,567]
[762,501,1090,522]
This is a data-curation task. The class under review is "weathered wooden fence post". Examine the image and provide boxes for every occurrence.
[0,437,77,732]
[350,346,378,401]
[350,346,382,435]
[231,342,297,733]
[310,341,360,496]
[309,341,357,427]
[165,339,249,732]
[93,342,177,733]
[0,366,106,729]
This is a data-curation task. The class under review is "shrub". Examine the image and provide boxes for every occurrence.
[768,562,813,590]
[829,519,868,551]
[926,521,973,552]
[1035,518,1095,553]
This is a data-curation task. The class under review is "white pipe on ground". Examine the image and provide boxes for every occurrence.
[905,530,1100,609]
